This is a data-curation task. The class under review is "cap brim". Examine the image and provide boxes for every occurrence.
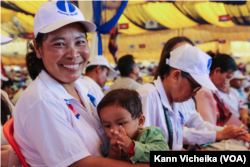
[39,19,96,35]
[190,73,217,90]
[107,67,118,79]
[232,76,247,80]
[1,34,13,45]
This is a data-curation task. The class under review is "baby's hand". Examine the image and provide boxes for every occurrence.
[112,126,133,154]
[109,136,121,153]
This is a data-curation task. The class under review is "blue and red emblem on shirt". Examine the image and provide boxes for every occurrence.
[64,99,80,119]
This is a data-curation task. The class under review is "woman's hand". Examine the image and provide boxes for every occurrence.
[216,125,248,141]
[111,126,133,154]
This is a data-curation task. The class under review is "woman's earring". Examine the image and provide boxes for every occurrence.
[38,54,41,56]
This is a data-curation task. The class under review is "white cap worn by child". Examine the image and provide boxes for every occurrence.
[33,0,96,38]
[167,44,217,90]
[1,34,13,45]
[86,56,118,79]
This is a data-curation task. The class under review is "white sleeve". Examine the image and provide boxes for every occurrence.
[237,91,248,110]
[24,99,90,167]
[141,96,158,127]
[1,125,9,145]
[182,101,224,145]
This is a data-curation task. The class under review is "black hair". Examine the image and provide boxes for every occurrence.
[210,53,237,74]
[154,36,194,79]
[1,95,12,125]
[206,51,215,59]
[26,23,88,80]
[117,55,136,77]
[85,65,108,74]
[1,78,13,89]
[97,89,142,120]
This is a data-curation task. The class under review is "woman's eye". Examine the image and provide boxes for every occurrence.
[104,125,110,128]
[54,43,64,46]
[76,41,85,44]
[119,123,125,126]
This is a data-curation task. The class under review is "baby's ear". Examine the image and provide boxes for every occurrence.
[138,114,145,129]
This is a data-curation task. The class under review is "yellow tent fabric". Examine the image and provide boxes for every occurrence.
[143,2,198,29]
[194,2,235,27]
[1,7,17,23]
[3,1,47,14]
[118,14,148,35]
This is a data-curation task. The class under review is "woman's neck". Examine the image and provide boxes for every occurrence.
[61,82,76,96]
[162,78,173,108]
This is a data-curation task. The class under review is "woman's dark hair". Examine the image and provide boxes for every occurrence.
[26,23,88,80]
[1,95,12,125]
[97,89,142,120]
[154,36,194,79]
[210,53,237,74]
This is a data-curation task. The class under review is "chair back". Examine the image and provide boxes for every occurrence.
[3,118,29,167]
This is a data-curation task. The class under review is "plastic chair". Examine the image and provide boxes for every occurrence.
[3,117,29,167]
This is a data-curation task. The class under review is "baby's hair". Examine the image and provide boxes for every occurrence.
[97,89,142,120]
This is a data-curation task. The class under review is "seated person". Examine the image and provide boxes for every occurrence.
[82,56,118,103]
[195,54,249,130]
[104,55,141,95]
[216,71,248,125]
[97,89,169,163]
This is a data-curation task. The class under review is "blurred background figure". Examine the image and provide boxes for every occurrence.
[82,56,117,103]
[11,77,32,105]
[104,55,141,95]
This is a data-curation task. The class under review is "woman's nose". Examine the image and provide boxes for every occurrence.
[66,48,79,60]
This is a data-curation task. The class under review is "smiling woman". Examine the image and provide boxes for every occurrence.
[13,1,148,167]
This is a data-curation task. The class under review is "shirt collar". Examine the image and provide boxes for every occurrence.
[82,76,102,91]
[154,76,178,113]
[38,70,89,100]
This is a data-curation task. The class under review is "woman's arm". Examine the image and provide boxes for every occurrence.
[195,88,217,125]
[69,156,149,167]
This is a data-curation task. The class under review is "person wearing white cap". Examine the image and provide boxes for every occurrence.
[137,44,249,150]
[104,55,141,95]
[1,34,14,146]
[242,81,250,101]
[82,55,117,103]
[13,1,148,167]
[195,54,250,132]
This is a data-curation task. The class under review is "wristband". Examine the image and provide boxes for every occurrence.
[126,141,135,161]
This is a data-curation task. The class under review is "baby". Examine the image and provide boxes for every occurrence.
[97,89,169,163]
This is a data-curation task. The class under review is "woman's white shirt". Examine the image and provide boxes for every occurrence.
[14,70,108,167]
[137,77,224,150]
[137,77,185,150]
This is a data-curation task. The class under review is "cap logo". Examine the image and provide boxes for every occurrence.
[207,58,212,74]
[56,1,78,16]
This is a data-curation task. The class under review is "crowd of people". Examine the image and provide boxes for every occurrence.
[1,1,250,167]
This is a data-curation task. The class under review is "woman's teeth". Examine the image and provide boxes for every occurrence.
[62,64,79,69]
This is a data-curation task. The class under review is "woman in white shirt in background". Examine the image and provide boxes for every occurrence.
[137,37,250,150]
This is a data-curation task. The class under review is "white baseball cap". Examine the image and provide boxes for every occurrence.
[167,44,217,90]
[1,73,9,81]
[86,56,118,79]
[1,34,13,45]
[34,0,96,38]
[230,70,247,80]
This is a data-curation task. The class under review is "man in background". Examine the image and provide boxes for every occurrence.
[82,56,117,103]
[104,55,141,95]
